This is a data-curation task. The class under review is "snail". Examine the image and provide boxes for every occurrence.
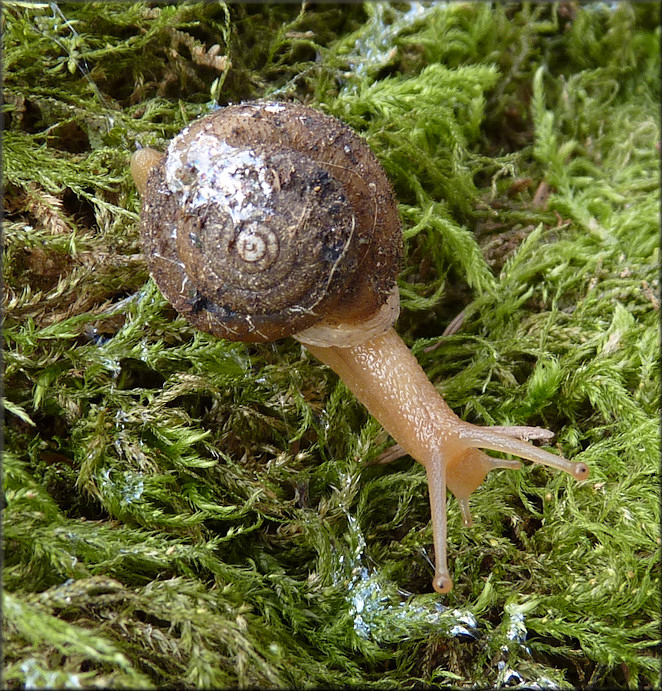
[131,100,589,593]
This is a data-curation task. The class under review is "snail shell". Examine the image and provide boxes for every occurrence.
[138,101,403,344]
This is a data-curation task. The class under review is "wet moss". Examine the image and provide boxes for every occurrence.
[3,3,659,688]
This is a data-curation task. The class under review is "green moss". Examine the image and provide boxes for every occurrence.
[3,2,659,688]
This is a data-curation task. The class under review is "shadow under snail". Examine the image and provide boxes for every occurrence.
[131,100,589,593]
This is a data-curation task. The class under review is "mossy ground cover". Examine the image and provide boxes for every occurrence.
[2,3,659,688]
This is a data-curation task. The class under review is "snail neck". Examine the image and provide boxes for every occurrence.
[304,328,462,466]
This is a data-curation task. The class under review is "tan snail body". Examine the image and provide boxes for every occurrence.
[132,100,588,593]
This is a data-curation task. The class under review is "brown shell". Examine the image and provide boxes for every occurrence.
[139,101,402,342]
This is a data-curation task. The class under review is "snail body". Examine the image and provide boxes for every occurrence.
[132,101,588,593]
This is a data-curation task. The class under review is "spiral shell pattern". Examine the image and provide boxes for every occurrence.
[139,101,402,342]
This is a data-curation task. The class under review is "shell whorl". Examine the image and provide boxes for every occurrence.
[139,101,402,343]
